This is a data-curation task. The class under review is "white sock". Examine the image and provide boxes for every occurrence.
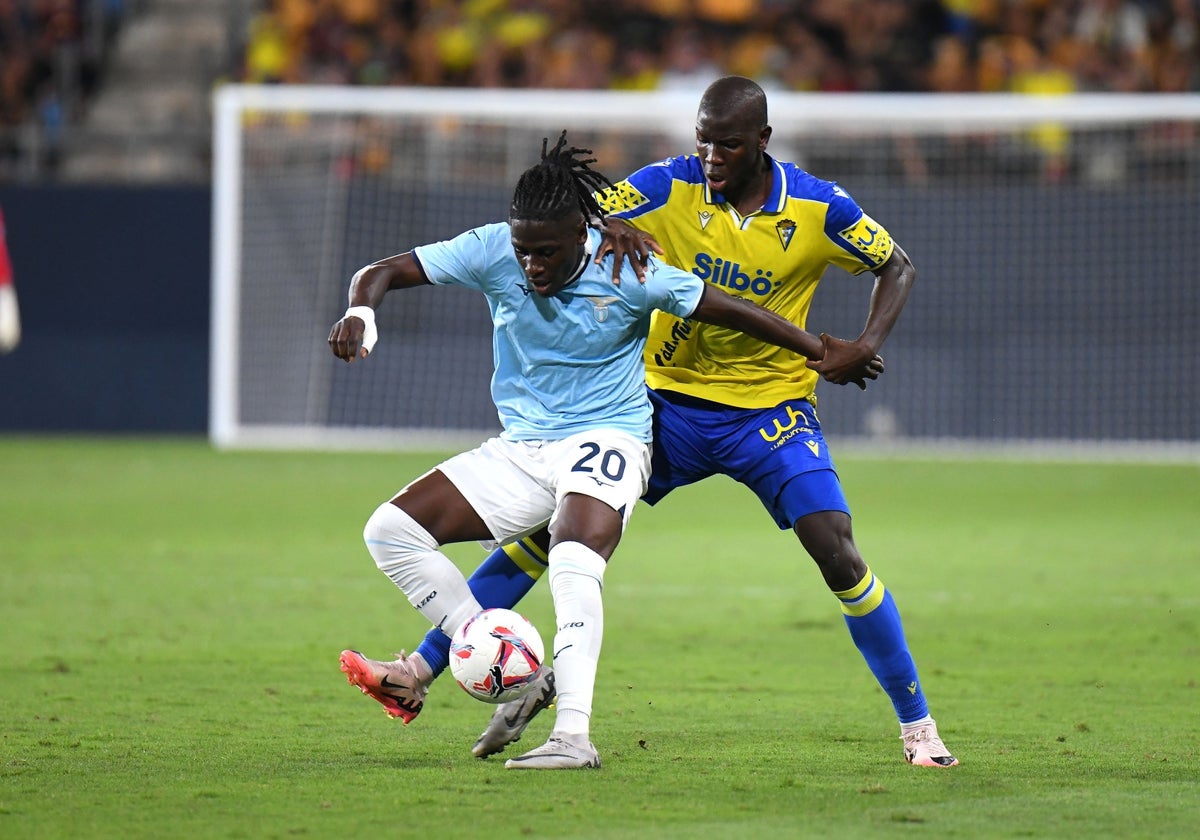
[901,715,935,734]
[547,541,606,737]
[362,502,481,637]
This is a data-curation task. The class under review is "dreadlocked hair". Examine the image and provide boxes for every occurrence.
[510,131,614,224]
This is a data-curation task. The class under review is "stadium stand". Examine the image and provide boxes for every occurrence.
[1,0,230,181]
[0,0,1196,183]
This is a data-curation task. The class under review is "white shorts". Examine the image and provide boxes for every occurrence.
[435,429,652,546]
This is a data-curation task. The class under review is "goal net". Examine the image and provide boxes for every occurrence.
[211,85,1200,456]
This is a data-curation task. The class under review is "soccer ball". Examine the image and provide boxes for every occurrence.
[449,608,545,704]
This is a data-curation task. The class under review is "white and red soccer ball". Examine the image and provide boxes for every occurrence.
[449,608,545,704]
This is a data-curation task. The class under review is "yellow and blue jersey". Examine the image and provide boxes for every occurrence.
[597,154,894,409]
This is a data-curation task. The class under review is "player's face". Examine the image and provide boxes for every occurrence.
[694,107,770,202]
[509,213,588,297]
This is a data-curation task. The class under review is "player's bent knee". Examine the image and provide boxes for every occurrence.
[548,541,607,587]
[363,502,439,574]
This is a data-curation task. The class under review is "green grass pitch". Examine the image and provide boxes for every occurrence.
[1,437,1197,838]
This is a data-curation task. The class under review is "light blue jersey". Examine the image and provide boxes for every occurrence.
[413,223,704,442]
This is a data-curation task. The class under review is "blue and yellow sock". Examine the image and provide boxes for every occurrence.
[835,567,929,724]
[414,536,549,678]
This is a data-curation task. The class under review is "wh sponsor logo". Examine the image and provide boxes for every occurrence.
[693,252,776,296]
[758,405,823,453]
[417,590,437,608]
[758,405,811,443]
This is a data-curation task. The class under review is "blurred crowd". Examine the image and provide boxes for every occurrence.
[236,0,1199,95]
[2,1,1197,180]
[0,0,126,171]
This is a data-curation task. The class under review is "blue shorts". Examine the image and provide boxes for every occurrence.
[644,389,850,529]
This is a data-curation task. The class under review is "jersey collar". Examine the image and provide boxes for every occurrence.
[702,154,787,215]
[556,229,596,296]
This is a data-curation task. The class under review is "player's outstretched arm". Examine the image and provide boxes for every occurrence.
[595,216,662,285]
[805,243,913,388]
[691,285,824,362]
[692,287,885,390]
[328,252,429,363]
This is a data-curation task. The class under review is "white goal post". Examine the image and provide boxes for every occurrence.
[211,85,1200,457]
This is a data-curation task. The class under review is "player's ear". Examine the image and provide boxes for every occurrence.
[759,125,772,151]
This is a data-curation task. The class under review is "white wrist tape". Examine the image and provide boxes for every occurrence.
[344,305,378,355]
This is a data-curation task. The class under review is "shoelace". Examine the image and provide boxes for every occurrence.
[902,726,949,755]
[379,653,428,698]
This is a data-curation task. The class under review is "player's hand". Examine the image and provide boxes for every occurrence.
[328,316,370,363]
[805,333,884,390]
[595,217,663,285]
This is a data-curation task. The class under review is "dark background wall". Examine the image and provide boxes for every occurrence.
[296,178,1197,444]
[0,181,1196,444]
[0,186,210,432]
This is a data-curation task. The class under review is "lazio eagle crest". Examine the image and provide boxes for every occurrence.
[584,295,619,322]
